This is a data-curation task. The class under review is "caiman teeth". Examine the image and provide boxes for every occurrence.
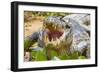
[59,32,64,41]
[51,38,53,42]
[55,37,58,45]
[49,37,60,46]
[52,24,54,29]
[55,25,56,29]
[56,37,60,45]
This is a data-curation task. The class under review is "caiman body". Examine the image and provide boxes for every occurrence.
[24,14,90,60]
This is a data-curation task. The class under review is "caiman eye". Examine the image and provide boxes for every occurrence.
[65,24,70,28]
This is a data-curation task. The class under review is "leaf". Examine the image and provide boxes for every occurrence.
[59,55,70,60]
[35,51,47,61]
[78,56,86,59]
[31,51,37,61]
[44,44,58,60]
[51,50,58,59]
[24,39,36,50]
[70,51,80,59]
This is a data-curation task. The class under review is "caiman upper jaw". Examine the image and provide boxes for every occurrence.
[44,16,67,29]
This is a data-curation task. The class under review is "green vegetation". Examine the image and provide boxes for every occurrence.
[24,11,88,61]
[24,39,37,50]
[26,44,86,61]
[24,11,71,22]
[32,11,70,18]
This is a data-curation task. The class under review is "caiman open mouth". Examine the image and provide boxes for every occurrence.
[47,30,64,41]
[43,16,67,43]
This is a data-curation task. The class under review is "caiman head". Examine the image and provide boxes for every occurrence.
[43,16,73,56]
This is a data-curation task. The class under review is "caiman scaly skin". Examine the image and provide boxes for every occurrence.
[24,14,90,60]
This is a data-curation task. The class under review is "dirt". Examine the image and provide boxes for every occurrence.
[24,20,43,37]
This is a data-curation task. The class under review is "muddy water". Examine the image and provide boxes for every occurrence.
[24,20,43,37]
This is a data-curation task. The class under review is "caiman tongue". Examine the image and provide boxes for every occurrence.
[47,30,63,41]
